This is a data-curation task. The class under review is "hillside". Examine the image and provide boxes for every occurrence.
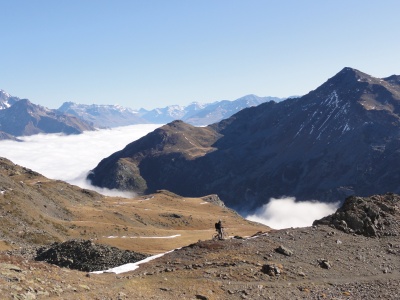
[0,157,266,253]
[1,190,399,299]
[87,67,400,212]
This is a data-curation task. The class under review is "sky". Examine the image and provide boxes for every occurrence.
[1,0,399,110]
[0,124,338,229]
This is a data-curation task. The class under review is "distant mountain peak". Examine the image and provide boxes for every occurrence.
[331,67,373,83]
[0,96,94,138]
[383,74,400,86]
[0,89,11,98]
[0,89,20,110]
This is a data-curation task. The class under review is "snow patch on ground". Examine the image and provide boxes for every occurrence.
[92,249,179,274]
[104,234,181,239]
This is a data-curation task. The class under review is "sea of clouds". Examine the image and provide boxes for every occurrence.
[246,197,338,229]
[0,124,160,197]
[0,124,339,229]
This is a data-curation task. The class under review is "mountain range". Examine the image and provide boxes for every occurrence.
[0,91,94,140]
[57,94,284,128]
[1,88,284,139]
[87,67,400,213]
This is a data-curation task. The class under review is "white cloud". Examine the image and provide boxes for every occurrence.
[0,124,160,196]
[246,197,339,230]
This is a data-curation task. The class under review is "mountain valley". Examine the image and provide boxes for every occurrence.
[1,68,400,299]
[87,68,400,213]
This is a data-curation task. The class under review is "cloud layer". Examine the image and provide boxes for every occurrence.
[0,124,160,196]
[246,197,339,230]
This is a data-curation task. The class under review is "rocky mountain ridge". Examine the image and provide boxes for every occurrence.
[87,67,400,213]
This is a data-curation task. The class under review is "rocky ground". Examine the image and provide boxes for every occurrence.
[1,221,399,299]
[1,156,400,299]
[35,239,149,272]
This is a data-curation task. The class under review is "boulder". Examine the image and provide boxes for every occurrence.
[314,193,400,237]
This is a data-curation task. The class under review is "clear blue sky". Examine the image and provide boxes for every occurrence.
[1,0,399,109]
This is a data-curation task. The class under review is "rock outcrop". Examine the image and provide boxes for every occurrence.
[313,193,400,237]
[35,239,149,272]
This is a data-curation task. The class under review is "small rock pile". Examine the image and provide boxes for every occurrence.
[313,193,399,237]
[35,239,149,272]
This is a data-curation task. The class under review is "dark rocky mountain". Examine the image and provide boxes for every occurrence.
[88,67,400,212]
[57,102,148,128]
[0,98,94,138]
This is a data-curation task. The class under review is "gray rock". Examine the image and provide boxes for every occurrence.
[318,259,332,269]
[275,245,293,256]
[261,263,282,276]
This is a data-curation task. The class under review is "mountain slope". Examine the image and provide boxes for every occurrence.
[0,157,265,252]
[1,192,399,299]
[87,67,400,212]
[0,99,94,137]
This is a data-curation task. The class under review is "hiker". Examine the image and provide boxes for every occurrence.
[215,219,223,240]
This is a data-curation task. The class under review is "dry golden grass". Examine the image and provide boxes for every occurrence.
[0,157,268,255]
[67,191,267,254]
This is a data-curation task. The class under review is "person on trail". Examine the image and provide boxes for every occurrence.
[215,219,223,240]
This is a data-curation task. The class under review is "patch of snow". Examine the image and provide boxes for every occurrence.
[130,234,181,239]
[103,234,181,239]
[92,248,180,274]
[294,122,305,138]
[341,123,351,133]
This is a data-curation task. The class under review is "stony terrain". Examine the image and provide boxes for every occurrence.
[35,239,149,272]
[314,193,400,237]
[1,155,400,299]
[1,213,399,299]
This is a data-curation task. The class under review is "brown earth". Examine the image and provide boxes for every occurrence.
[1,157,400,299]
